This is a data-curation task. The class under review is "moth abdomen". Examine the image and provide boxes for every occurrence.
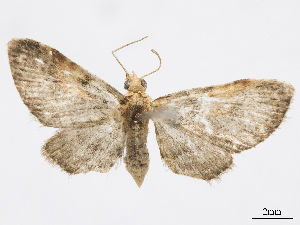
[123,92,153,187]
[124,123,150,187]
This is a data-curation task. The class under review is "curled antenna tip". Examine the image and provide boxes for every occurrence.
[141,49,162,79]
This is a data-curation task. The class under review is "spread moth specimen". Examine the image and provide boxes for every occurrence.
[8,37,294,187]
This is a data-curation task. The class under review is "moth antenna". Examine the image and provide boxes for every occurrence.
[140,49,161,79]
[112,36,148,77]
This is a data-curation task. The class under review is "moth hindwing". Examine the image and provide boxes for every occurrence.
[8,38,294,187]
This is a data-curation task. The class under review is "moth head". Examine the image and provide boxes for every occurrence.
[112,36,162,93]
[124,71,147,93]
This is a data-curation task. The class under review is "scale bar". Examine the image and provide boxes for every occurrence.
[252,218,293,220]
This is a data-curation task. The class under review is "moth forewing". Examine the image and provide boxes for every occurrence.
[8,38,127,128]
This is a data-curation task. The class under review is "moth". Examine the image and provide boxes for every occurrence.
[8,36,294,187]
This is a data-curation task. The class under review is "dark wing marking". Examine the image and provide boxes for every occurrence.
[8,38,127,128]
[42,121,125,174]
[152,79,294,180]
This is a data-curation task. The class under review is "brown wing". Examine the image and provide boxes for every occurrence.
[152,79,294,180]
[8,38,127,128]
[8,38,128,174]
[42,121,125,174]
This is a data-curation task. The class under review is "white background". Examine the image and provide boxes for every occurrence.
[0,1,299,225]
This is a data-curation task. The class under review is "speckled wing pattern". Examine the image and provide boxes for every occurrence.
[8,38,127,174]
[152,79,294,180]
[42,123,125,174]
